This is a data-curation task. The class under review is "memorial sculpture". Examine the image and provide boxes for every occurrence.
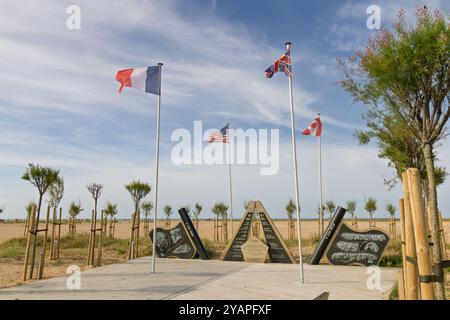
[221,201,295,263]
[309,206,390,266]
[149,207,209,260]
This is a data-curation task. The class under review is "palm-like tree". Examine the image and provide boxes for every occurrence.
[163,205,173,227]
[325,200,336,219]
[212,203,222,242]
[346,200,357,228]
[193,202,202,230]
[48,177,64,209]
[365,198,377,227]
[23,201,36,237]
[125,180,151,215]
[104,202,118,237]
[286,199,296,241]
[21,163,59,278]
[141,201,153,235]
[68,201,83,236]
[386,203,396,238]
[212,202,229,242]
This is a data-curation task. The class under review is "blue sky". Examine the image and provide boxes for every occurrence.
[0,0,449,220]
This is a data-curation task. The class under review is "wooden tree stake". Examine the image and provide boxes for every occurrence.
[407,168,436,300]
[402,172,419,300]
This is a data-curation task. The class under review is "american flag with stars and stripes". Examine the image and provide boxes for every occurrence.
[208,123,229,143]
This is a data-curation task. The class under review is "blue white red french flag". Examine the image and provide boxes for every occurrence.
[264,48,292,78]
[116,66,161,95]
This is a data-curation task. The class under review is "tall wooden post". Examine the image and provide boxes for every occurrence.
[37,206,51,280]
[50,207,57,260]
[136,212,140,258]
[128,212,137,260]
[397,269,405,300]
[96,210,104,266]
[438,211,447,260]
[407,168,436,300]
[56,208,62,259]
[402,172,419,300]
[87,209,95,265]
[23,204,36,281]
[398,199,407,294]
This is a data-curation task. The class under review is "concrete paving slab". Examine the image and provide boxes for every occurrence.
[0,257,397,300]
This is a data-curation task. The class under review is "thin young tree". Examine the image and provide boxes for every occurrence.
[125,181,150,259]
[24,201,37,237]
[286,199,296,241]
[104,202,118,237]
[346,200,357,228]
[68,201,83,236]
[386,203,396,238]
[141,201,153,235]
[325,200,336,220]
[87,183,103,218]
[125,180,151,216]
[193,202,203,230]
[185,205,192,218]
[211,203,223,242]
[220,202,229,242]
[163,205,173,227]
[21,163,59,278]
[338,7,449,298]
[316,204,326,233]
[47,176,64,259]
[48,177,64,210]
[365,198,377,227]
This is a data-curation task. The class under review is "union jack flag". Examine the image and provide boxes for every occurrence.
[265,47,292,78]
[208,123,229,143]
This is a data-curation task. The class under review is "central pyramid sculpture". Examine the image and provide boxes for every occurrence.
[221,201,295,264]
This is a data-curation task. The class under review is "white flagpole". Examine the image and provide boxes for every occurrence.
[151,63,163,273]
[286,42,304,283]
[318,113,324,235]
[228,142,233,236]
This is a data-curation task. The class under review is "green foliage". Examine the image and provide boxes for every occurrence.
[386,203,396,218]
[316,203,326,216]
[212,202,229,219]
[125,180,151,212]
[338,7,449,188]
[22,163,59,195]
[325,200,336,218]
[140,201,153,218]
[25,201,36,217]
[193,202,203,219]
[163,205,173,218]
[379,254,403,268]
[346,200,357,217]
[68,201,83,218]
[0,237,28,259]
[0,234,133,260]
[365,198,377,218]
[285,199,296,219]
[104,202,118,218]
[48,176,64,208]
